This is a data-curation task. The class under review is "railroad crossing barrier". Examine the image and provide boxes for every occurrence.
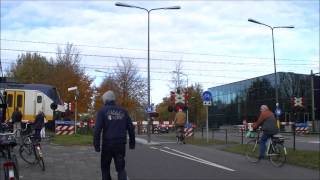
[184,127,194,137]
[55,120,75,135]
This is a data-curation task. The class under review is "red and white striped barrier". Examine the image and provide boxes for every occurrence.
[55,120,76,135]
[184,128,194,137]
[55,125,75,135]
[295,127,309,134]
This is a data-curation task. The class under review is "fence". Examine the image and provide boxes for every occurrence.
[197,127,319,151]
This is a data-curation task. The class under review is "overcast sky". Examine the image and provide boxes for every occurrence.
[1,0,319,105]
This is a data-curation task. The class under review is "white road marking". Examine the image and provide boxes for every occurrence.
[150,146,158,150]
[150,146,235,172]
[308,141,320,144]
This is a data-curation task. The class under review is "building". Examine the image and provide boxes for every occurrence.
[207,72,320,131]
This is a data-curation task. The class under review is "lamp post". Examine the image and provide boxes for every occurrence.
[248,18,294,114]
[116,2,180,143]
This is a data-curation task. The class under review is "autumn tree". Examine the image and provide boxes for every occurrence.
[51,44,94,114]
[95,58,147,122]
[8,44,94,116]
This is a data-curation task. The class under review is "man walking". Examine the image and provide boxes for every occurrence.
[94,90,135,180]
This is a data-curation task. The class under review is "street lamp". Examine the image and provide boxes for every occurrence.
[248,18,294,115]
[116,2,180,143]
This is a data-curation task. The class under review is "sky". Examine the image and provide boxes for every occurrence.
[1,0,319,105]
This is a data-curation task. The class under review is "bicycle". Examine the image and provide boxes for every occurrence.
[175,125,185,144]
[0,123,20,180]
[245,129,287,167]
[19,130,45,171]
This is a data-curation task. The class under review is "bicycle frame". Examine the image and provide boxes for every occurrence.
[245,129,287,167]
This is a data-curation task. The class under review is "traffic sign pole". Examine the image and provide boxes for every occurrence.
[206,106,209,143]
[202,91,212,143]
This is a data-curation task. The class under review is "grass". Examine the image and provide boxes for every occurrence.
[222,144,320,170]
[52,134,93,146]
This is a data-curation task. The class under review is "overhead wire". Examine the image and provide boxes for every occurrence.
[1,48,317,66]
[0,38,314,62]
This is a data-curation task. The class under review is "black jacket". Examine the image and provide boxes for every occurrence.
[34,113,45,130]
[94,101,135,150]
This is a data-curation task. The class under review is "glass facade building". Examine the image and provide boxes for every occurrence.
[208,72,320,129]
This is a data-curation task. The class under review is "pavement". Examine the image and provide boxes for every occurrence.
[15,136,157,180]
[17,141,117,180]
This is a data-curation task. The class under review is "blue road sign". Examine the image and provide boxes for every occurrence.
[146,105,153,113]
[202,91,212,106]
[202,91,212,101]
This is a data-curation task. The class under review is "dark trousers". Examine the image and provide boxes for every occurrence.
[34,129,42,141]
[101,144,127,180]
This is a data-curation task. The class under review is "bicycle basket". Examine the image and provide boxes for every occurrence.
[0,133,17,146]
[245,131,257,138]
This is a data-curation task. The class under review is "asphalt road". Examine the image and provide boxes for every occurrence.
[3,134,318,180]
[126,135,319,180]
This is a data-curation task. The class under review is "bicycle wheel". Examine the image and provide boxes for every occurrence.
[35,146,45,171]
[245,139,260,163]
[12,155,20,179]
[269,143,286,167]
[19,144,37,164]
[38,157,45,171]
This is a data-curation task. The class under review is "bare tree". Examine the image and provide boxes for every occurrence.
[170,59,186,90]
[95,58,147,121]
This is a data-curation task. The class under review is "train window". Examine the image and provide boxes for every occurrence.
[17,95,23,107]
[37,96,42,103]
[7,94,13,107]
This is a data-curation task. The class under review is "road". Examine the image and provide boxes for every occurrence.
[126,135,319,180]
[10,134,319,180]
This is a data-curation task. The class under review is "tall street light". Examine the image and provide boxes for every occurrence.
[116,2,180,143]
[248,18,294,116]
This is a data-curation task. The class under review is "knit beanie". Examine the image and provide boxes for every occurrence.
[102,90,116,104]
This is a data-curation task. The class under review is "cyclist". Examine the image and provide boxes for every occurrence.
[174,108,186,144]
[252,105,279,160]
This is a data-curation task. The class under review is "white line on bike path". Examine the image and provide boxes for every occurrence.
[149,146,235,172]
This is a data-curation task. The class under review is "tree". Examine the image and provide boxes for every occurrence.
[94,58,147,122]
[8,44,94,116]
[156,83,206,127]
[51,44,94,115]
[8,53,51,84]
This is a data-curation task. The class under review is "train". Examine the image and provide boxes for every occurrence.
[0,82,65,128]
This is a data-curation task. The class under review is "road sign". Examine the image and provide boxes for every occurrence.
[146,105,153,113]
[292,97,304,107]
[202,91,212,106]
